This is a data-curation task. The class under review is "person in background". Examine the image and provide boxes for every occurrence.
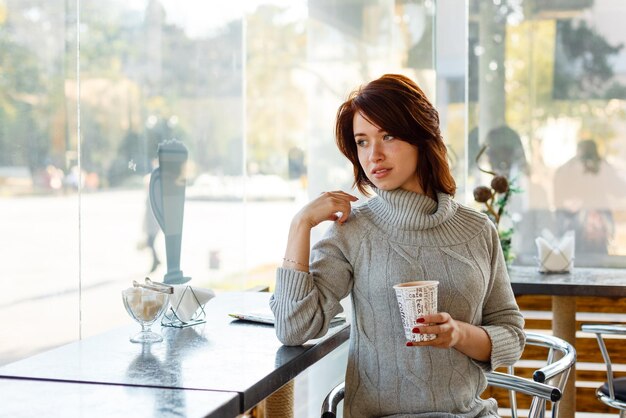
[270,74,525,418]
[138,163,161,273]
[484,125,528,180]
[553,139,625,256]
[480,125,554,263]
[143,187,161,273]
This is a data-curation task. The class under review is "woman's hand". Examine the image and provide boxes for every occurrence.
[406,312,461,349]
[406,312,492,362]
[282,191,358,273]
[293,191,359,229]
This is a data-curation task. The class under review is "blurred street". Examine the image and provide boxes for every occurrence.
[0,189,301,365]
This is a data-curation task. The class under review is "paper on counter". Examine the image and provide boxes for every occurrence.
[228,310,346,326]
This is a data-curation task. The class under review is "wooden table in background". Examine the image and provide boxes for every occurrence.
[509,266,626,418]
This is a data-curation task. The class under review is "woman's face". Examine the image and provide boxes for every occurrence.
[353,112,423,194]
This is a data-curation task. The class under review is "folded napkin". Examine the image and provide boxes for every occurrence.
[168,285,215,323]
[536,230,575,273]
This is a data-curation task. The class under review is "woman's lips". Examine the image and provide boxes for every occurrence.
[372,168,391,179]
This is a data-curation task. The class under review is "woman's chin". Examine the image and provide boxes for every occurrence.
[370,181,395,191]
[375,185,390,190]
[376,184,405,192]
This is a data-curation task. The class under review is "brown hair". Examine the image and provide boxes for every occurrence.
[335,74,456,197]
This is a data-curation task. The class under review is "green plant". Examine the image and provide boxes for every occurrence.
[472,145,521,265]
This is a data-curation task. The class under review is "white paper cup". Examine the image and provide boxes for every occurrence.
[393,280,439,342]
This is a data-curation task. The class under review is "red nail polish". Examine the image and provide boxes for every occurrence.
[406,342,412,347]
[412,327,420,333]
[416,318,425,323]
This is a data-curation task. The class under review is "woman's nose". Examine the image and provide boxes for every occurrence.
[369,143,384,162]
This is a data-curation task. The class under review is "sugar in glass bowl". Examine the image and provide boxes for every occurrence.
[122,287,170,343]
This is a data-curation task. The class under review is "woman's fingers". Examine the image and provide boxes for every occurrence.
[417,312,449,324]
[334,191,359,201]
[318,191,358,224]
[292,190,358,229]
[320,191,359,206]
[407,312,458,348]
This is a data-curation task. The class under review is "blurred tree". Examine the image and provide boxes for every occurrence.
[0,3,49,170]
[504,11,626,146]
[2,0,311,186]
[553,19,624,100]
[245,4,307,176]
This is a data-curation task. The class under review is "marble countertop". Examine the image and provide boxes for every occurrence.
[0,291,350,414]
[0,377,239,418]
[508,265,626,297]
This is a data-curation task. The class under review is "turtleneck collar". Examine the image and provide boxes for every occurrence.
[366,188,456,231]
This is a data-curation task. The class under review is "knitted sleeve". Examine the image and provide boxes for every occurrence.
[476,221,526,371]
[269,220,356,346]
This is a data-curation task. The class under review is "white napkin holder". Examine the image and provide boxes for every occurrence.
[535,230,575,273]
[162,285,215,328]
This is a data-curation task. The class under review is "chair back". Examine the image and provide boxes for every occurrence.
[489,331,576,418]
[321,382,345,418]
[581,324,626,415]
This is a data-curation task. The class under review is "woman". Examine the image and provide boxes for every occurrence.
[270,74,525,417]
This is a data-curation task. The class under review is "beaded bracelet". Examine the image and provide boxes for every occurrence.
[283,257,309,268]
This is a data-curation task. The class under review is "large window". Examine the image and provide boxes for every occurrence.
[466,0,626,267]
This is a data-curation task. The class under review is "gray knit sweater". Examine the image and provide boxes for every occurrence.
[270,189,525,418]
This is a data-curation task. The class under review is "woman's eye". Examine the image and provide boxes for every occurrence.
[356,139,367,147]
[383,134,395,141]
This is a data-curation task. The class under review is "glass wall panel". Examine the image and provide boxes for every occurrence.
[241,2,308,290]
[467,0,626,267]
[77,0,249,337]
[0,0,79,366]
[435,0,468,200]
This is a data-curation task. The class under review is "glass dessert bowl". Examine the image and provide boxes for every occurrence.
[122,287,170,343]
